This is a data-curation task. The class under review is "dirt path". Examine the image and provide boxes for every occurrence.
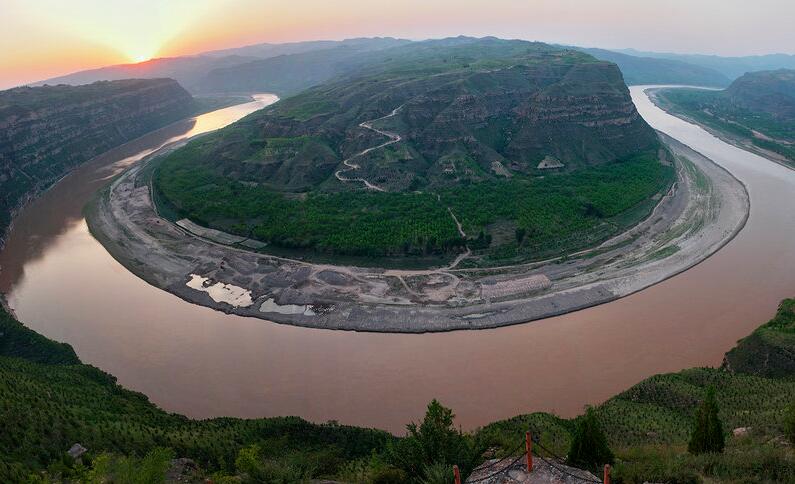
[448,207,466,238]
[334,106,404,191]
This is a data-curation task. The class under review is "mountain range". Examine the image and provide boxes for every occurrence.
[33,38,795,96]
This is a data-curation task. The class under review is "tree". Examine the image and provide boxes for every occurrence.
[386,400,479,481]
[688,386,725,454]
[567,407,614,470]
[785,402,795,445]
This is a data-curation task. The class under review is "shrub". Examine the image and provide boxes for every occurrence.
[568,407,614,470]
[371,467,410,484]
[234,445,313,484]
[420,462,453,484]
[386,400,480,480]
[688,387,725,455]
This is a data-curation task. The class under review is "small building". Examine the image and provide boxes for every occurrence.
[537,156,565,170]
[466,454,600,483]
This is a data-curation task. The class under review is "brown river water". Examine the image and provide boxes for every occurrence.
[2,87,794,433]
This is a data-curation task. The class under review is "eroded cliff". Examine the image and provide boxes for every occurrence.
[0,78,196,244]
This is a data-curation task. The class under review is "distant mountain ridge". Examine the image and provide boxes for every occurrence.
[34,37,795,96]
[200,36,411,58]
[574,47,731,87]
[34,55,259,92]
[195,37,412,95]
[35,38,411,94]
[616,48,795,80]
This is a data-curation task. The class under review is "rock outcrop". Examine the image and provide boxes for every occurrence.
[0,78,196,245]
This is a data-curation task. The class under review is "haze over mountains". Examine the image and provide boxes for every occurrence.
[616,49,795,80]
[33,37,795,96]
[36,38,411,94]
[574,47,732,87]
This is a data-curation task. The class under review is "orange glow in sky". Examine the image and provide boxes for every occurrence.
[2,0,794,89]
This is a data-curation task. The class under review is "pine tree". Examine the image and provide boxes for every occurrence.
[567,407,614,470]
[688,386,725,454]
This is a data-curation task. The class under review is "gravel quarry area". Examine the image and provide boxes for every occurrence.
[86,133,749,332]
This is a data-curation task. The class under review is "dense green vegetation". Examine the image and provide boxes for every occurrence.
[155,143,461,256]
[0,307,392,482]
[657,71,795,166]
[438,152,673,261]
[156,144,671,262]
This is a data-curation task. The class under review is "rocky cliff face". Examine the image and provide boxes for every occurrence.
[0,78,196,244]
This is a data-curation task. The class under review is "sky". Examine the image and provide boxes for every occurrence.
[2,0,795,89]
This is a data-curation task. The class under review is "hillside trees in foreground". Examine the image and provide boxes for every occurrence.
[567,406,614,471]
[688,386,726,455]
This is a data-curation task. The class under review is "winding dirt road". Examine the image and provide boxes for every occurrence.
[333,106,404,191]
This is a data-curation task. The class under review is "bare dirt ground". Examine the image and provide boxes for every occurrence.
[86,133,749,332]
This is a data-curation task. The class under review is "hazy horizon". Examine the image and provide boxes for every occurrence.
[3,0,795,90]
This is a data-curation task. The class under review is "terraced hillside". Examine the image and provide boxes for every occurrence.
[154,37,670,264]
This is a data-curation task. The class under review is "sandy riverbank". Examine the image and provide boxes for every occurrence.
[86,132,748,332]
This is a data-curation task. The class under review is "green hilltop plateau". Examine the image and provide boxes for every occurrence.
[154,37,672,265]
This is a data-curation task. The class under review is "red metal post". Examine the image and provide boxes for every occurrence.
[454,464,462,484]
[526,431,533,472]
[603,464,611,484]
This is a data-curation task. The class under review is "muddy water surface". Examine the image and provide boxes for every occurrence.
[2,87,795,433]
